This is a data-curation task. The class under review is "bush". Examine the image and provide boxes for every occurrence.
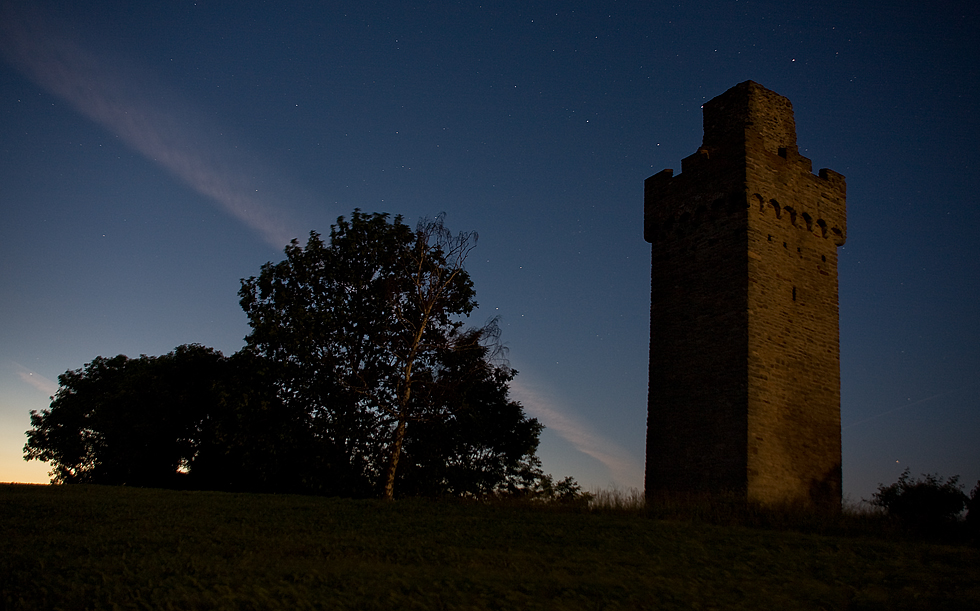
[487,459,593,507]
[869,469,967,531]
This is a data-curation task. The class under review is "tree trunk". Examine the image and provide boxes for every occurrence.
[382,416,407,500]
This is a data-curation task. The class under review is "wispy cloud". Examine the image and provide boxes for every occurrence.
[0,4,308,248]
[510,378,644,488]
[12,363,59,398]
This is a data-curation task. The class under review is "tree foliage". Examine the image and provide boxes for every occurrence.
[25,211,546,499]
[25,345,223,487]
[968,481,980,532]
[23,346,315,492]
[240,210,540,498]
[393,326,543,497]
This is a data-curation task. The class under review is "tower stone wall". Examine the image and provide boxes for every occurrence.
[643,81,846,508]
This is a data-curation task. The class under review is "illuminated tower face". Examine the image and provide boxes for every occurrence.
[643,81,846,508]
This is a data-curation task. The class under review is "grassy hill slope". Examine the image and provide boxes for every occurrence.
[2,484,977,610]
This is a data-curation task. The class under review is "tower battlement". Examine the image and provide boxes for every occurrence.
[643,82,846,508]
[644,82,845,246]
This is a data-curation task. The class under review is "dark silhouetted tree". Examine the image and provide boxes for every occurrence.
[185,349,316,494]
[24,345,224,487]
[394,325,543,496]
[239,210,540,499]
[967,481,980,536]
[26,212,546,499]
[23,345,310,492]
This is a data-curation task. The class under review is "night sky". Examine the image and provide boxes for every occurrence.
[2,1,977,503]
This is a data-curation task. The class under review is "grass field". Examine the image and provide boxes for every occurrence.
[2,484,978,610]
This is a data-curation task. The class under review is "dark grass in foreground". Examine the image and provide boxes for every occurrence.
[2,485,978,610]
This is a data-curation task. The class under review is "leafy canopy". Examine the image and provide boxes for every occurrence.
[239,211,540,498]
[24,211,546,499]
[24,345,226,487]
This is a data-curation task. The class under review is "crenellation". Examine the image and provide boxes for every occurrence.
[644,81,846,510]
[650,188,841,249]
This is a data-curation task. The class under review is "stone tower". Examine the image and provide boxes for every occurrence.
[643,81,846,508]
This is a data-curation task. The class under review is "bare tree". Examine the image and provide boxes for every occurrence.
[377,215,479,499]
